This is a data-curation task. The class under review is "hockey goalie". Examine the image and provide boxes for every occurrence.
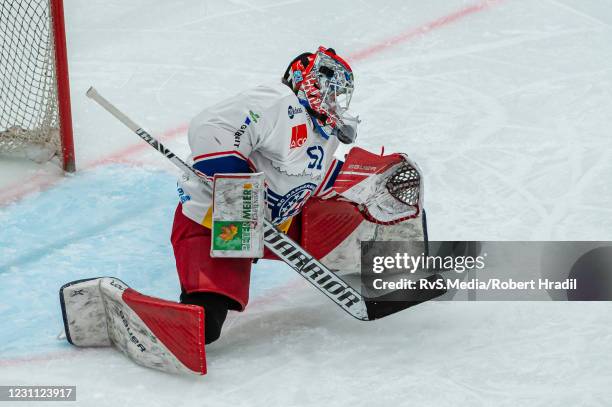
[60,46,437,376]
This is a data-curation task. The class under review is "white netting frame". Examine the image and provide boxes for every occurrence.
[0,0,61,159]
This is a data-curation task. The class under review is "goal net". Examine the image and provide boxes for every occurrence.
[0,0,75,171]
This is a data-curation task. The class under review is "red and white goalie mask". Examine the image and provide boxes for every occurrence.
[283,46,359,144]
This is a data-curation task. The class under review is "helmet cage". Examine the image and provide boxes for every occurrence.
[314,50,354,116]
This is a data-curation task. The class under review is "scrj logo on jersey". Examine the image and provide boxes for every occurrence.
[266,183,316,224]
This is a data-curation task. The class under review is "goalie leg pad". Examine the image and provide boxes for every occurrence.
[301,198,427,270]
[60,277,207,375]
[60,277,111,347]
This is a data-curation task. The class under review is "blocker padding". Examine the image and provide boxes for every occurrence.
[123,288,206,375]
[301,198,364,260]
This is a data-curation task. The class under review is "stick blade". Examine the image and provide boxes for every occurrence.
[364,274,446,320]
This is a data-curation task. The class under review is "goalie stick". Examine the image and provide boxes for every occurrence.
[86,87,439,321]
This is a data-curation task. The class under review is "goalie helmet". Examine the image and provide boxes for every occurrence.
[282,46,359,144]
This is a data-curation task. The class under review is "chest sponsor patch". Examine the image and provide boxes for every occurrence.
[290,123,308,149]
[267,183,316,225]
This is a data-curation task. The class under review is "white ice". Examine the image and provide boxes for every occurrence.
[1,0,612,405]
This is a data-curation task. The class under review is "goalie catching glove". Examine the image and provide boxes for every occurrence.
[328,147,423,225]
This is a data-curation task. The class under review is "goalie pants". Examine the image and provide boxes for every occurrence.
[170,204,301,342]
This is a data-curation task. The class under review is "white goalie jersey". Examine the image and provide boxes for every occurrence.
[177,82,343,228]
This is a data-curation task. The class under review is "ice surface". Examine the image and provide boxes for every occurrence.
[1,0,611,405]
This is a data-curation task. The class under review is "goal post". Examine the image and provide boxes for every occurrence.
[51,0,75,172]
[0,0,76,172]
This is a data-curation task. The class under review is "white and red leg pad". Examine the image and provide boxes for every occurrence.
[60,277,206,375]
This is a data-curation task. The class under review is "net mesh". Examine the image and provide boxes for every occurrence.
[386,163,420,206]
[0,0,60,157]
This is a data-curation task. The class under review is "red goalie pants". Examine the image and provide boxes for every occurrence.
[170,204,301,311]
